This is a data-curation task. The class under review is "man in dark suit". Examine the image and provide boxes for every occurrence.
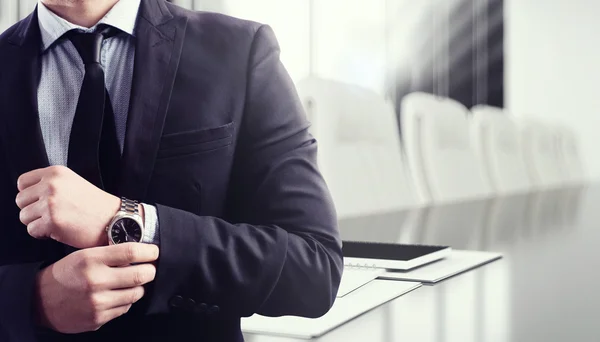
[0,0,343,341]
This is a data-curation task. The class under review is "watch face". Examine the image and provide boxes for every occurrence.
[110,218,142,244]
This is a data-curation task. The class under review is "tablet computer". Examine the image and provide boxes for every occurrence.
[342,241,451,271]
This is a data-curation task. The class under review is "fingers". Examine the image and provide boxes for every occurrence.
[88,288,143,329]
[104,304,133,320]
[17,166,70,191]
[92,286,145,311]
[15,182,43,209]
[98,243,160,267]
[109,286,146,307]
[25,217,48,239]
[19,200,43,226]
[91,304,133,330]
[17,168,49,192]
[105,263,157,290]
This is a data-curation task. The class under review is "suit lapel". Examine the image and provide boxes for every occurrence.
[0,9,50,184]
[119,0,188,199]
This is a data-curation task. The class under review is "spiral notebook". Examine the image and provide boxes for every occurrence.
[343,241,451,271]
[242,279,421,339]
[337,266,385,297]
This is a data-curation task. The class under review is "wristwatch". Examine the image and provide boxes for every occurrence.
[106,197,145,245]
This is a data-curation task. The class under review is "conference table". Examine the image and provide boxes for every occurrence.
[243,185,599,342]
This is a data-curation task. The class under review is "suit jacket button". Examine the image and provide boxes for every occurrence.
[209,305,220,315]
[183,298,196,311]
[195,303,208,314]
[169,295,185,308]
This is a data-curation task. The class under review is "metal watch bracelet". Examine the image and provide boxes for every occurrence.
[120,197,139,216]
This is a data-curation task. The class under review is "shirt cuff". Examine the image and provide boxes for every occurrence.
[141,203,160,246]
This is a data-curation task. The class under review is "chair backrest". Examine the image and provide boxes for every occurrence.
[471,105,532,194]
[520,121,565,189]
[401,92,492,204]
[295,77,418,218]
[555,127,586,185]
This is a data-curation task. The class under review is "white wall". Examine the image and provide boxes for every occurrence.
[312,0,387,95]
[505,0,600,180]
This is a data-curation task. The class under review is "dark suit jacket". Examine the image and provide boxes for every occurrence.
[0,1,343,341]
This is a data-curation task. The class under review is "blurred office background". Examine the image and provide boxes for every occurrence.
[0,0,596,211]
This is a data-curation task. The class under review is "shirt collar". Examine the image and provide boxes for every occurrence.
[37,0,141,51]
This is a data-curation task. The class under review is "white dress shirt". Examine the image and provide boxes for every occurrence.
[36,0,159,245]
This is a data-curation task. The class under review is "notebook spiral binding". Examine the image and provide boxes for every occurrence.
[343,262,379,269]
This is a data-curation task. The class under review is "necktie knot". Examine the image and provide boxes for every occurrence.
[66,25,119,65]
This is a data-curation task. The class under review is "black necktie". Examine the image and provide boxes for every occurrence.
[66,26,121,194]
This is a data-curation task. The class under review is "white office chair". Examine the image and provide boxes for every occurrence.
[520,121,565,189]
[401,92,493,204]
[546,127,586,231]
[469,106,533,249]
[471,105,532,195]
[555,127,586,185]
[295,77,419,220]
[513,121,570,236]
[401,93,493,251]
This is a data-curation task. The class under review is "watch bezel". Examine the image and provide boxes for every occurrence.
[107,212,145,245]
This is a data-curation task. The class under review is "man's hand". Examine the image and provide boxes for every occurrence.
[15,165,121,248]
[35,243,159,334]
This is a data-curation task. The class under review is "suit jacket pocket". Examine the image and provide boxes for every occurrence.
[157,122,234,160]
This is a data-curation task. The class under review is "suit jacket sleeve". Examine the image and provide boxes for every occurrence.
[0,139,45,342]
[0,263,44,342]
[147,24,343,319]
